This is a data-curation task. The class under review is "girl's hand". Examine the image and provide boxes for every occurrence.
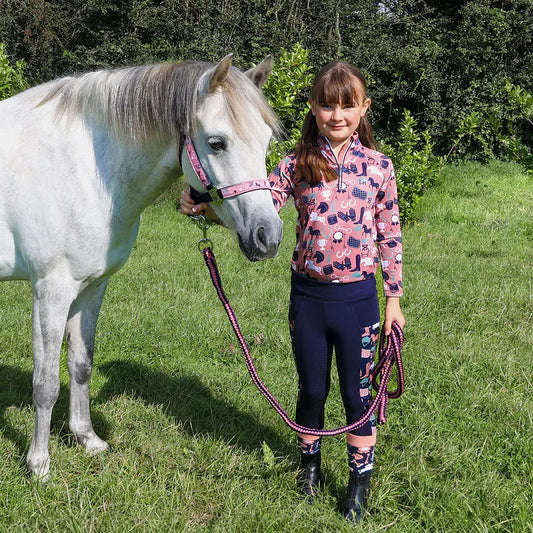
[384,296,405,336]
[179,187,208,216]
[179,186,222,225]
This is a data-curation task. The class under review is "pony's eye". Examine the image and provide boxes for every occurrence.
[208,138,226,152]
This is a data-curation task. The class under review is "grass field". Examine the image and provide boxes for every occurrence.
[0,161,531,532]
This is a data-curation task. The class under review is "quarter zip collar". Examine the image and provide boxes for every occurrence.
[318,133,361,191]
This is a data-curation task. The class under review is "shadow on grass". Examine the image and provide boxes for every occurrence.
[92,360,358,500]
[0,364,33,458]
[94,360,346,500]
[0,360,289,456]
[0,360,292,463]
[95,359,293,457]
[1,361,344,496]
[0,359,294,455]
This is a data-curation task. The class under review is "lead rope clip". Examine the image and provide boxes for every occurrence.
[190,214,214,252]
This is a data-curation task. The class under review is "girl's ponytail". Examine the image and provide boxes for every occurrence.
[357,114,377,151]
[295,111,337,185]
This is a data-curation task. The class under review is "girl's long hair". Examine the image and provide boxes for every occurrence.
[295,62,377,185]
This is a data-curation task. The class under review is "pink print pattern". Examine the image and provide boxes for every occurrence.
[218,178,273,199]
[360,323,380,429]
[269,133,403,296]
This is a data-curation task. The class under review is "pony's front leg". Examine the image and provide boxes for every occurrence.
[27,277,75,481]
[66,280,109,455]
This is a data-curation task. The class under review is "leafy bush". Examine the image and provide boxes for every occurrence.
[263,44,312,172]
[0,0,531,166]
[0,43,28,100]
[381,110,443,223]
[447,81,533,175]
[501,81,533,175]
[446,110,495,162]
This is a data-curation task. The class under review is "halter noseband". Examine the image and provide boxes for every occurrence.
[183,136,273,204]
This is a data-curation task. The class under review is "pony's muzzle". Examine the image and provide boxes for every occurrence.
[238,218,283,261]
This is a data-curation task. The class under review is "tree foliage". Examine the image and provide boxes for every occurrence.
[0,0,531,169]
[263,44,313,170]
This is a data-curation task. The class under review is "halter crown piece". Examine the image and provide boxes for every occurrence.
[183,136,274,204]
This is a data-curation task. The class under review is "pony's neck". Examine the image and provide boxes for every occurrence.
[94,132,181,223]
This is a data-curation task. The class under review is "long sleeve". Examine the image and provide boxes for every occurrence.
[375,162,403,296]
[268,155,296,212]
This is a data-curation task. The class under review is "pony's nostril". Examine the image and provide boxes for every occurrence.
[256,226,267,249]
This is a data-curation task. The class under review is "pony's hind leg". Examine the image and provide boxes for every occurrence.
[27,276,76,481]
[66,280,109,455]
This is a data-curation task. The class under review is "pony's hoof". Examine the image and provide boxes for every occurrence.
[84,436,109,455]
[27,456,50,483]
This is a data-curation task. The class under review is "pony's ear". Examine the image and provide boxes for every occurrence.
[246,55,274,88]
[209,54,234,94]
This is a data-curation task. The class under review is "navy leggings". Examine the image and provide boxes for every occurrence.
[289,272,380,437]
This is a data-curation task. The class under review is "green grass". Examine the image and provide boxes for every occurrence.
[0,161,531,532]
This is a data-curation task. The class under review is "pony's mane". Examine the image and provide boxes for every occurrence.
[43,61,280,143]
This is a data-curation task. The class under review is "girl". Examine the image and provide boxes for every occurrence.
[180,61,405,523]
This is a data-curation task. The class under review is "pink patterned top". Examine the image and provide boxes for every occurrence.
[269,133,403,296]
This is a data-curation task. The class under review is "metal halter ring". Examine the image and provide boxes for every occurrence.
[197,237,214,252]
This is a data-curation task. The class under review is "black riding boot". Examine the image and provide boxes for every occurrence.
[343,470,371,523]
[298,451,321,499]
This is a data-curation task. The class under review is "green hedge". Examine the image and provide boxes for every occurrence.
[0,43,27,100]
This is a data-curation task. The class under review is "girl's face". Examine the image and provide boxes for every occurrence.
[310,95,371,152]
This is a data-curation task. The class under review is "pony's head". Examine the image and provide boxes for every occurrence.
[42,55,283,261]
[181,55,283,261]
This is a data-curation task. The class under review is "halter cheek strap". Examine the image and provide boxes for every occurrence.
[183,136,274,204]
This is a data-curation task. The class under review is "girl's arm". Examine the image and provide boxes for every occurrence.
[384,296,405,336]
[269,155,296,212]
[376,159,405,335]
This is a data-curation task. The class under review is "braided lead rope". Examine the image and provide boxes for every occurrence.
[201,246,405,436]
